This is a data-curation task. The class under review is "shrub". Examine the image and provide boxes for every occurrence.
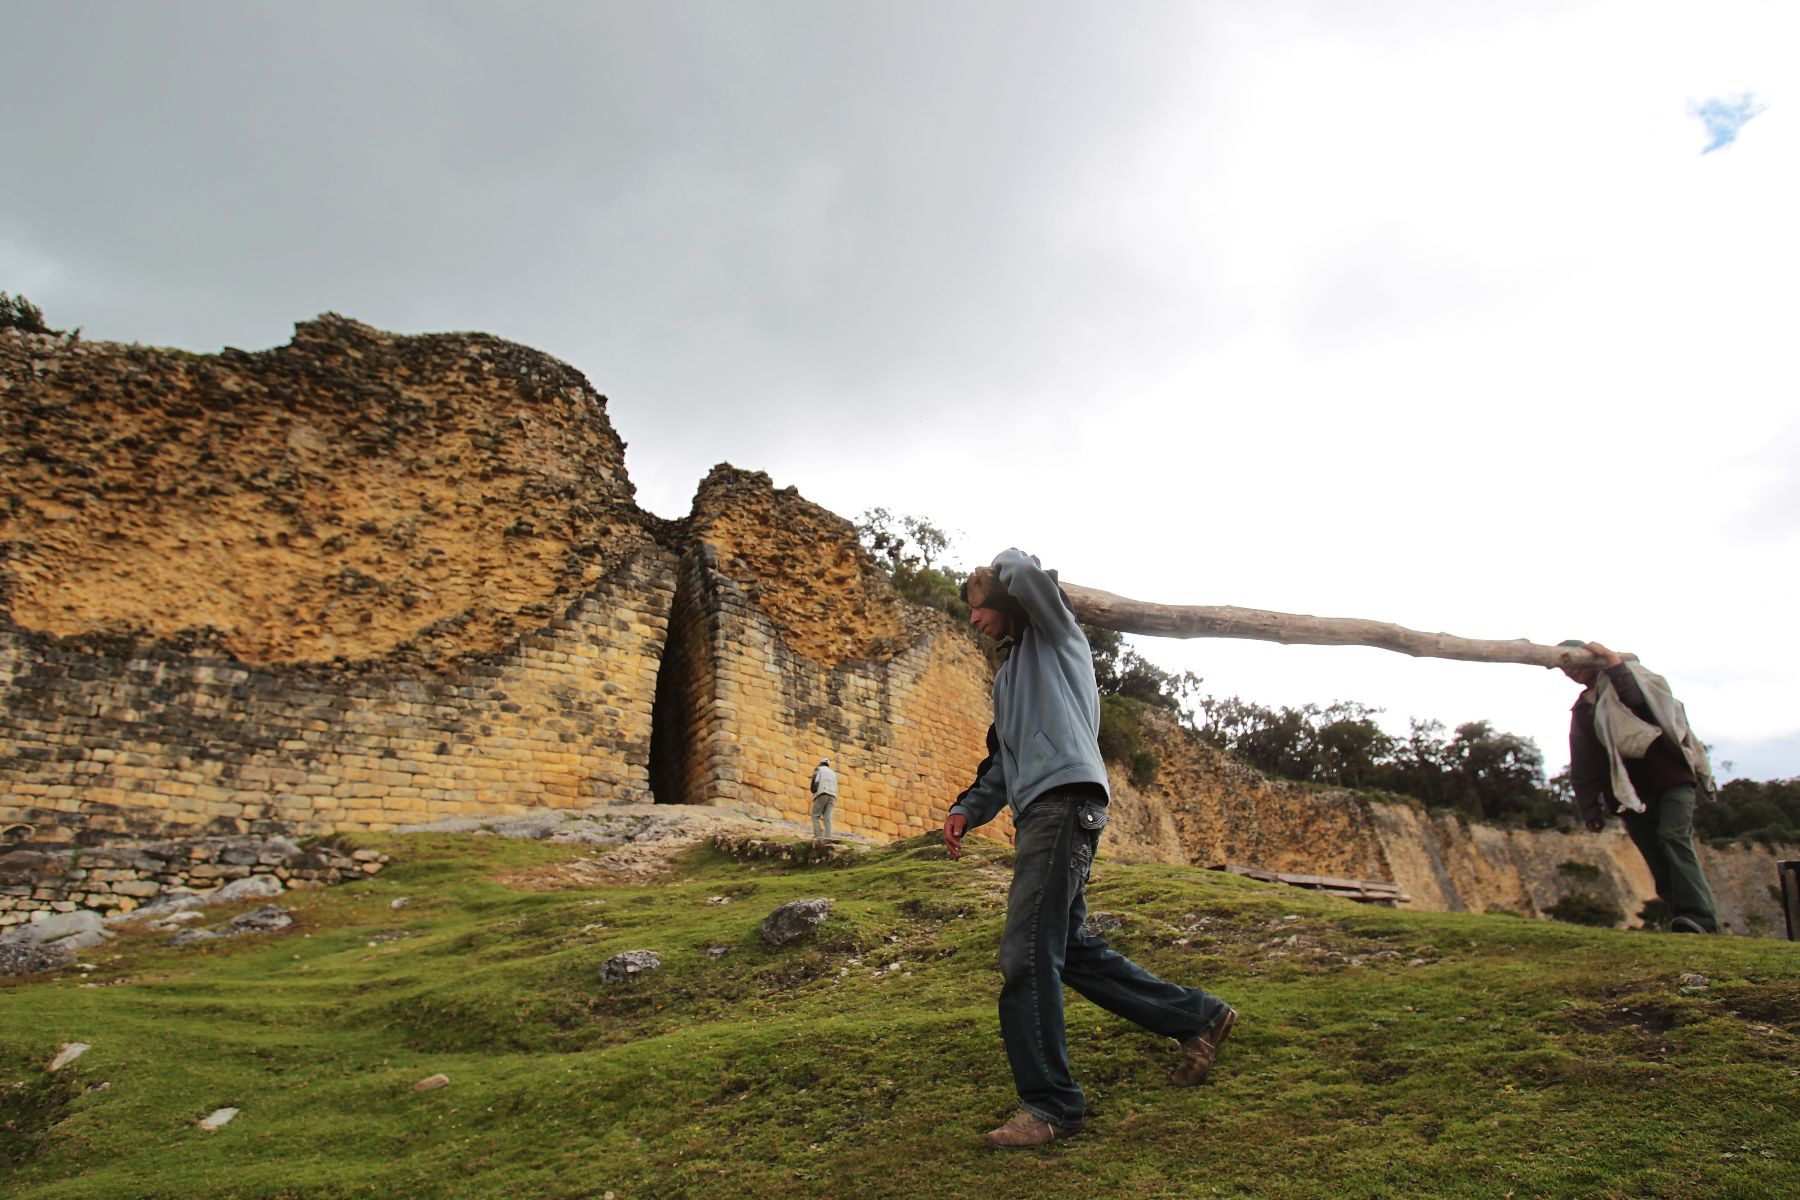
[889,562,967,621]
[0,292,56,335]
[1129,749,1158,789]
[1545,891,1623,928]
[1097,695,1145,764]
[1557,860,1602,882]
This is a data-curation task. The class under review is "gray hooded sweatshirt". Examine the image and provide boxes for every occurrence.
[948,548,1111,829]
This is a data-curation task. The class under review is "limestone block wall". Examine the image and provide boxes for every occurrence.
[0,551,676,844]
[651,541,997,840]
[646,466,999,839]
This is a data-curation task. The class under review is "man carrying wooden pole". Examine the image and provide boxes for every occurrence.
[944,550,1237,1149]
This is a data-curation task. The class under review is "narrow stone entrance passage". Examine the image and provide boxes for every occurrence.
[648,547,713,804]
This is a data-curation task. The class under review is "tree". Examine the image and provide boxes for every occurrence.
[854,508,968,619]
[1700,777,1800,844]
[1442,721,1554,824]
[1086,624,1201,713]
[854,508,958,571]
[1312,702,1395,788]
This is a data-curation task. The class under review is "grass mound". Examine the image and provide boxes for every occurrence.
[2,831,1796,1199]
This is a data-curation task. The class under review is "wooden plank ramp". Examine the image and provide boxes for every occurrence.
[1210,863,1411,906]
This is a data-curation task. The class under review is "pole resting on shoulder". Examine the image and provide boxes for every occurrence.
[1060,583,1612,670]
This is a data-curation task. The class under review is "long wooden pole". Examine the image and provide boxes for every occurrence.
[1061,583,1602,669]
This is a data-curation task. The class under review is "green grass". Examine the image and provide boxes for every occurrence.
[3,831,1797,1199]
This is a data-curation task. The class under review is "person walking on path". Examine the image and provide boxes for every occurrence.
[809,757,838,840]
[943,548,1237,1149]
[1561,639,1721,933]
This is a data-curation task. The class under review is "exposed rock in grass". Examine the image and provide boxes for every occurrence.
[167,905,293,947]
[133,873,285,918]
[2,910,110,952]
[414,1074,450,1092]
[198,1107,238,1129]
[0,911,113,974]
[600,950,663,982]
[714,832,863,866]
[170,929,223,948]
[225,905,294,935]
[761,898,834,946]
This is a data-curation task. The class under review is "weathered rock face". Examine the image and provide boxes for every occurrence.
[2,318,676,844]
[1105,707,1797,938]
[1103,709,1392,878]
[1,315,648,665]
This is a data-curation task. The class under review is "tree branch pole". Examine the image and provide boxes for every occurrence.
[1061,583,1604,670]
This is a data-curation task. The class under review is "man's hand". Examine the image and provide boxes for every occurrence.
[1583,641,1625,669]
[943,813,968,860]
[1585,818,1605,833]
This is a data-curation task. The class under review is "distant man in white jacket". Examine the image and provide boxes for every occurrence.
[809,758,838,840]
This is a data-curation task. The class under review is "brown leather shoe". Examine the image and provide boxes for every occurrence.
[981,1110,1084,1149]
[1169,1006,1237,1087]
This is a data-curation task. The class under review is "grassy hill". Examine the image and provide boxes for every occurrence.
[3,830,1796,1199]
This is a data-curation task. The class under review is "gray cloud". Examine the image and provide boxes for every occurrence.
[2,1,1228,502]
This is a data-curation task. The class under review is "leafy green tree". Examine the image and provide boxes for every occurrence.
[854,509,968,619]
[1442,721,1553,823]
[1313,702,1395,788]
[1699,777,1800,844]
[1195,696,1322,782]
[1196,697,1561,825]
[1380,719,1455,808]
[855,508,958,571]
[1085,624,1201,712]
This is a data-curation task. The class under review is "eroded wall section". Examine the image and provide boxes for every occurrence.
[656,468,997,839]
[1,318,675,843]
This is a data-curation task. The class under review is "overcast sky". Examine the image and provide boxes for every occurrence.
[4,1,1795,781]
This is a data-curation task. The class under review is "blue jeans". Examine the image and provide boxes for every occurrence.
[998,790,1229,1126]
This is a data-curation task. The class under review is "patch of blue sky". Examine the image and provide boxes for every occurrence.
[1688,93,1769,154]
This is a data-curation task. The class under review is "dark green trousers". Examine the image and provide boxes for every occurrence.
[1620,784,1720,932]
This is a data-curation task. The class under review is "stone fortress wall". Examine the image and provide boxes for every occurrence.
[0,317,993,859]
[650,468,996,839]
[2,314,1788,934]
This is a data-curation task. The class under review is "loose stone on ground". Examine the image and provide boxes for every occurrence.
[761,898,835,946]
[600,950,663,983]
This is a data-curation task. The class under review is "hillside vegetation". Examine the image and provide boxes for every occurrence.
[2,830,1797,1199]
